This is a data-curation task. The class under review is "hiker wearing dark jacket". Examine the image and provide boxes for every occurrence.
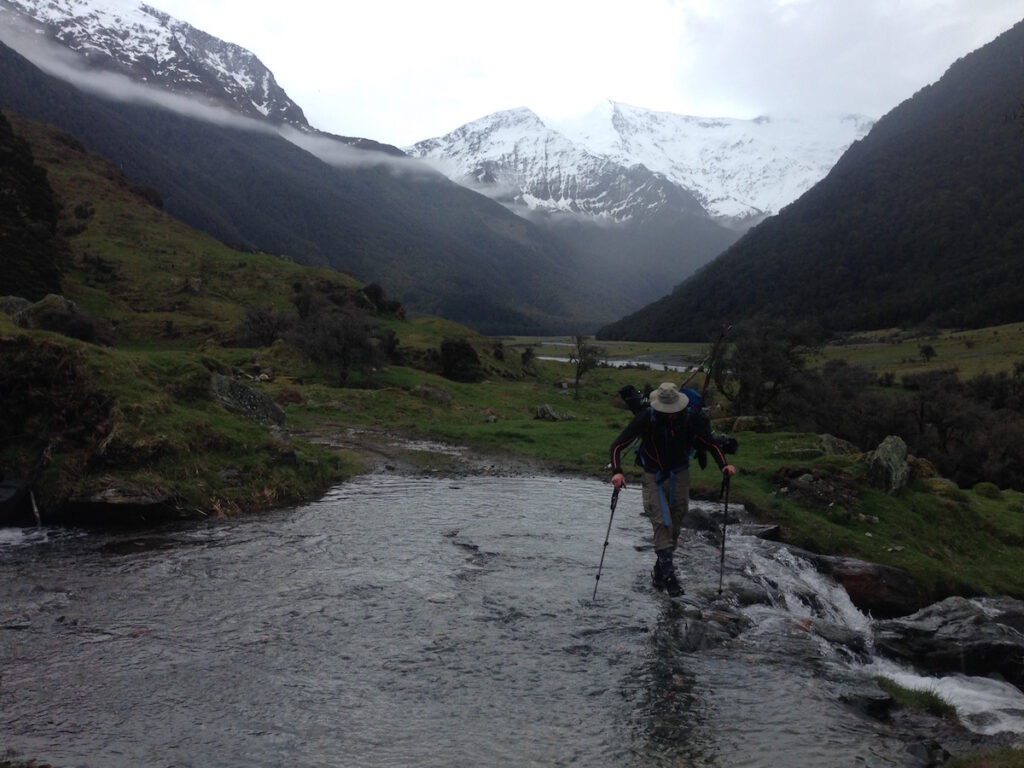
[609,381,736,596]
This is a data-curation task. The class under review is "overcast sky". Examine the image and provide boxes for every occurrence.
[153,0,1022,147]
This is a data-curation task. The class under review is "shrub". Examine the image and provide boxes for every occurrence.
[973,482,1002,499]
[292,304,379,386]
[238,306,294,348]
[440,337,483,382]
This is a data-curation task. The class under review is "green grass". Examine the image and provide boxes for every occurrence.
[818,323,1024,381]
[876,676,958,718]
[947,748,1024,768]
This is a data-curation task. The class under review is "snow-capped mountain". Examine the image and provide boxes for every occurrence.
[0,0,308,128]
[408,107,710,225]
[410,101,875,228]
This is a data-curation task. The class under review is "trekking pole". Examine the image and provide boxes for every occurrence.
[717,473,731,596]
[592,487,621,601]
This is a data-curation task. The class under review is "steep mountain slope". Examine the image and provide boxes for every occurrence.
[0,40,625,334]
[0,0,308,128]
[599,20,1024,340]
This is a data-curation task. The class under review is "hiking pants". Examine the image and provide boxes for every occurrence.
[641,468,690,551]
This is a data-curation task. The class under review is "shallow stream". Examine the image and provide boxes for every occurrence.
[3,474,1024,767]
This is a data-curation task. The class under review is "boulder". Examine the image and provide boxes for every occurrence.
[867,435,909,494]
[874,596,1024,690]
[412,384,452,406]
[818,433,860,455]
[0,295,32,317]
[534,404,572,422]
[210,373,286,427]
[7,293,100,343]
[732,415,773,432]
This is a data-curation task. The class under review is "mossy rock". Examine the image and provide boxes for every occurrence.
[908,455,939,480]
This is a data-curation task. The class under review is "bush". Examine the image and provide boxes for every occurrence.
[292,304,378,386]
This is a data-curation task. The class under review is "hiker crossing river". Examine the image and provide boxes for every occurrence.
[3,473,1024,767]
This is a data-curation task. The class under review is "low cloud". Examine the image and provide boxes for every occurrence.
[278,126,440,178]
[0,12,431,175]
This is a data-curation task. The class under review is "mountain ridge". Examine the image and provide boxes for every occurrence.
[409,101,874,229]
[0,0,309,128]
[597,19,1024,339]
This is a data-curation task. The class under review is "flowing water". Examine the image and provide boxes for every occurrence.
[3,474,1024,767]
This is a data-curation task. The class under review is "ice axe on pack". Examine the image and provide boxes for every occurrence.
[592,486,621,601]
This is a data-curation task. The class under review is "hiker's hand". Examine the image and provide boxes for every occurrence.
[612,473,627,490]
[722,465,737,477]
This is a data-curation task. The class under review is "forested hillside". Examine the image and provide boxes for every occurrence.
[599,20,1024,341]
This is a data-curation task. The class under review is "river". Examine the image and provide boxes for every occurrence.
[3,474,1024,767]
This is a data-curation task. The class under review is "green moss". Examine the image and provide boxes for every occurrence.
[876,676,957,718]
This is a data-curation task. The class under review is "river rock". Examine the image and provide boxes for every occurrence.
[866,435,909,494]
[794,549,923,618]
[873,596,1024,690]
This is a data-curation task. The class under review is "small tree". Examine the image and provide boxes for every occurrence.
[920,344,937,363]
[239,305,293,347]
[713,321,815,415]
[567,334,603,400]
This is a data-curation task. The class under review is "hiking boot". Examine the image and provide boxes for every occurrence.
[651,563,666,591]
[662,571,684,597]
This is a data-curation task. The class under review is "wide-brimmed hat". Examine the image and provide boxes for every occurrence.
[650,382,689,414]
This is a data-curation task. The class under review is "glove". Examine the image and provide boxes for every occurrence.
[611,473,627,490]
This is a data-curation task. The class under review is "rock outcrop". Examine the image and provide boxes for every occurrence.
[874,596,1024,690]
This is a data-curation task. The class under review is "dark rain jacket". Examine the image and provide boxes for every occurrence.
[609,406,727,477]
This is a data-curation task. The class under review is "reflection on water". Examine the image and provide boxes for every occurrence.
[1,475,1022,767]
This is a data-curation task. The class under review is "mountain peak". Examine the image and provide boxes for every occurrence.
[0,0,309,128]
[420,103,874,226]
